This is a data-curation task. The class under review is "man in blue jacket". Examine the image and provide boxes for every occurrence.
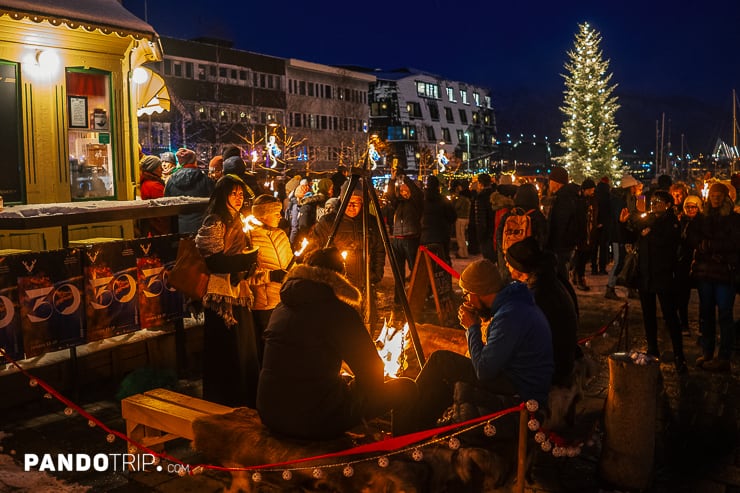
[396,259,554,433]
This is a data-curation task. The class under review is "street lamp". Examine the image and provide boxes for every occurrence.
[464,132,470,172]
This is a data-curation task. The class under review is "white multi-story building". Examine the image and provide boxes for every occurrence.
[367,68,497,172]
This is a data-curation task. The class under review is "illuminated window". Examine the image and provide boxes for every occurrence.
[460,89,469,105]
[446,87,456,102]
[66,68,114,200]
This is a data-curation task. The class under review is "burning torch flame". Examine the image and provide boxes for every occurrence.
[293,238,309,257]
[375,320,409,377]
[242,214,263,233]
[701,181,709,200]
[341,251,348,261]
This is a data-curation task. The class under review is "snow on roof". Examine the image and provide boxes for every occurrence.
[0,0,156,38]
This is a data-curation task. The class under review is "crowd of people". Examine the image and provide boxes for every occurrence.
[135,147,740,440]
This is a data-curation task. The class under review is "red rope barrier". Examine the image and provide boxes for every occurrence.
[418,245,460,278]
[577,301,628,345]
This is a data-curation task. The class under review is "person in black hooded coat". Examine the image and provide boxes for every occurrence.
[256,248,416,439]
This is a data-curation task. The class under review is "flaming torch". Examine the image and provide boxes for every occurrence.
[241,214,263,233]
[286,238,309,269]
[375,320,409,378]
[701,181,709,200]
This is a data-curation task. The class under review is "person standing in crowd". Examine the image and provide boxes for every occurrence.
[283,175,302,244]
[138,155,170,236]
[420,175,456,265]
[592,179,612,275]
[386,167,423,298]
[605,182,629,300]
[670,182,689,217]
[195,175,260,407]
[395,259,553,434]
[257,247,417,439]
[618,174,644,299]
[297,178,331,240]
[452,180,471,258]
[208,155,224,183]
[314,178,335,223]
[489,182,515,263]
[247,194,293,368]
[571,178,598,291]
[306,181,385,309]
[330,164,348,199]
[689,183,740,372]
[159,151,178,183]
[164,148,214,234]
[623,190,686,374]
[676,194,702,336]
[472,173,496,262]
[505,237,579,388]
[545,166,581,281]
[495,183,548,283]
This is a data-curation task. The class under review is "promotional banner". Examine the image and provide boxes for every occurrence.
[0,254,23,363]
[83,241,139,342]
[14,249,85,357]
[133,235,183,329]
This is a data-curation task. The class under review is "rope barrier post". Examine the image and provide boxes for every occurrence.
[516,404,527,493]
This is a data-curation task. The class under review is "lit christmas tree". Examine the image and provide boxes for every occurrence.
[556,22,622,183]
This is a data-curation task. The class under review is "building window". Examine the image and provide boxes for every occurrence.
[417,81,440,99]
[185,63,193,79]
[219,67,227,78]
[427,101,440,121]
[163,59,172,75]
[239,70,248,81]
[485,95,491,108]
[446,87,456,102]
[460,89,469,105]
[173,62,182,77]
[299,80,306,95]
[473,92,480,106]
[231,69,237,80]
[407,102,422,118]
[66,68,114,200]
[459,109,468,124]
[426,126,436,141]
[268,75,274,89]
[457,129,464,142]
[442,128,451,142]
[198,65,207,80]
[209,65,216,77]
[444,106,454,123]
[308,82,314,97]
[324,85,332,99]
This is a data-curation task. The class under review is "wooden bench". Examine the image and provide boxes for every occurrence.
[121,388,233,453]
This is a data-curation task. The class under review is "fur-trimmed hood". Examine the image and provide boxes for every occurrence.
[490,191,515,210]
[281,264,362,312]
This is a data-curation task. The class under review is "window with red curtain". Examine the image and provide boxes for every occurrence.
[66,72,106,97]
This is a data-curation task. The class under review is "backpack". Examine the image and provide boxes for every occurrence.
[501,207,534,255]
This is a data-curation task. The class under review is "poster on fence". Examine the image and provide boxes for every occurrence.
[132,235,183,329]
[14,249,85,357]
[83,241,139,342]
[0,255,22,363]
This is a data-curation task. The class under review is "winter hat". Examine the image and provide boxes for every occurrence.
[549,166,569,185]
[317,178,333,196]
[209,155,224,169]
[505,237,542,274]
[223,156,246,176]
[620,174,639,188]
[682,194,702,213]
[324,197,340,214]
[252,194,282,219]
[581,178,596,190]
[709,182,729,196]
[139,155,162,173]
[176,148,196,165]
[160,152,176,165]
[222,146,242,160]
[285,175,302,195]
[305,247,345,275]
[459,259,504,296]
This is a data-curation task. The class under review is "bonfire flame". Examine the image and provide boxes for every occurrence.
[375,320,409,378]
[242,214,263,233]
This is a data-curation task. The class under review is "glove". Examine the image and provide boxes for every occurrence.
[269,269,288,283]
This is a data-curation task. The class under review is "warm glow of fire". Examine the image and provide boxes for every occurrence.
[242,214,263,232]
[293,238,309,257]
[701,181,709,199]
[341,251,348,261]
[375,320,409,377]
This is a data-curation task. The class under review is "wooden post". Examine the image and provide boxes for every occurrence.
[515,405,527,493]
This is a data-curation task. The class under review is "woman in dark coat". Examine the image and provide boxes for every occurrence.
[627,190,686,373]
[420,175,457,264]
[195,175,259,407]
[257,248,416,439]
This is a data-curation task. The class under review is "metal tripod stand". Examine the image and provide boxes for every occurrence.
[324,147,426,367]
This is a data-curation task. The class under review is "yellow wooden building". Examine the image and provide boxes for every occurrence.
[0,0,168,249]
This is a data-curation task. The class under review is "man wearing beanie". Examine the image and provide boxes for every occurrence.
[545,166,582,280]
[164,147,214,233]
[395,259,553,434]
[506,238,579,387]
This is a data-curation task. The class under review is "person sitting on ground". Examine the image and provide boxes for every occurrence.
[395,259,553,434]
[256,247,417,439]
[505,237,580,387]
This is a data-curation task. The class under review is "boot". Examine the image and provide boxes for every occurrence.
[604,286,621,300]
[576,276,590,291]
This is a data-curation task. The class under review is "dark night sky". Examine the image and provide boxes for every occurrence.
[123,0,740,157]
